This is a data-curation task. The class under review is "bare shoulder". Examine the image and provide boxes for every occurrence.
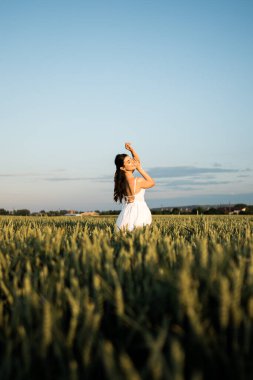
[127,177,135,186]
[135,177,142,190]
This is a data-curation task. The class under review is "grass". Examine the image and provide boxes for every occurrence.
[0,215,253,380]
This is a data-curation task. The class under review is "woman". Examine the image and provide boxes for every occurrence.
[114,142,155,231]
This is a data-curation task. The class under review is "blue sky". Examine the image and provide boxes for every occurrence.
[1,0,252,211]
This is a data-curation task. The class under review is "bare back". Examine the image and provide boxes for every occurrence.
[125,178,140,203]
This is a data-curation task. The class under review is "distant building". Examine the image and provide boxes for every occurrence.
[65,210,80,216]
[229,207,246,215]
[80,212,99,216]
[64,211,99,217]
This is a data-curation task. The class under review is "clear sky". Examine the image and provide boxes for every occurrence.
[1,0,252,211]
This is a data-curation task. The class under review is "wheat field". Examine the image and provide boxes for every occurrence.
[0,215,253,380]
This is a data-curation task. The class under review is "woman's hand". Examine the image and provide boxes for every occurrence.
[125,142,141,164]
[125,142,133,152]
[133,158,141,171]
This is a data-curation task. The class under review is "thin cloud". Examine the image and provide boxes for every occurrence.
[0,172,39,177]
[0,173,111,183]
[148,166,239,178]
[1,169,67,178]
[82,166,251,184]
[148,192,253,207]
[91,175,112,183]
[160,179,234,189]
[49,169,67,173]
[2,166,250,184]
[45,177,88,182]
[45,175,113,182]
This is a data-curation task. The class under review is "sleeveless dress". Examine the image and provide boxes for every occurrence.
[116,178,152,231]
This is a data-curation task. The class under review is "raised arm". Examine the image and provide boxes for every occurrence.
[125,142,140,162]
[134,160,155,189]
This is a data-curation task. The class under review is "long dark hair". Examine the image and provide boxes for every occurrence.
[114,154,128,203]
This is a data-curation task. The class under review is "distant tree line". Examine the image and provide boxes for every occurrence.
[1,204,253,216]
[0,209,70,216]
[0,209,31,216]
[98,210,120,215]
[151,204,253,215]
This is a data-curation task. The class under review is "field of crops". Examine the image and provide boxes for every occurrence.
[0,215,253,380]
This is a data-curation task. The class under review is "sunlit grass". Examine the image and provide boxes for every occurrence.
[0,215,253,379]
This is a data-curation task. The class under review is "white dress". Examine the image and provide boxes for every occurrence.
[116,178,152,231]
